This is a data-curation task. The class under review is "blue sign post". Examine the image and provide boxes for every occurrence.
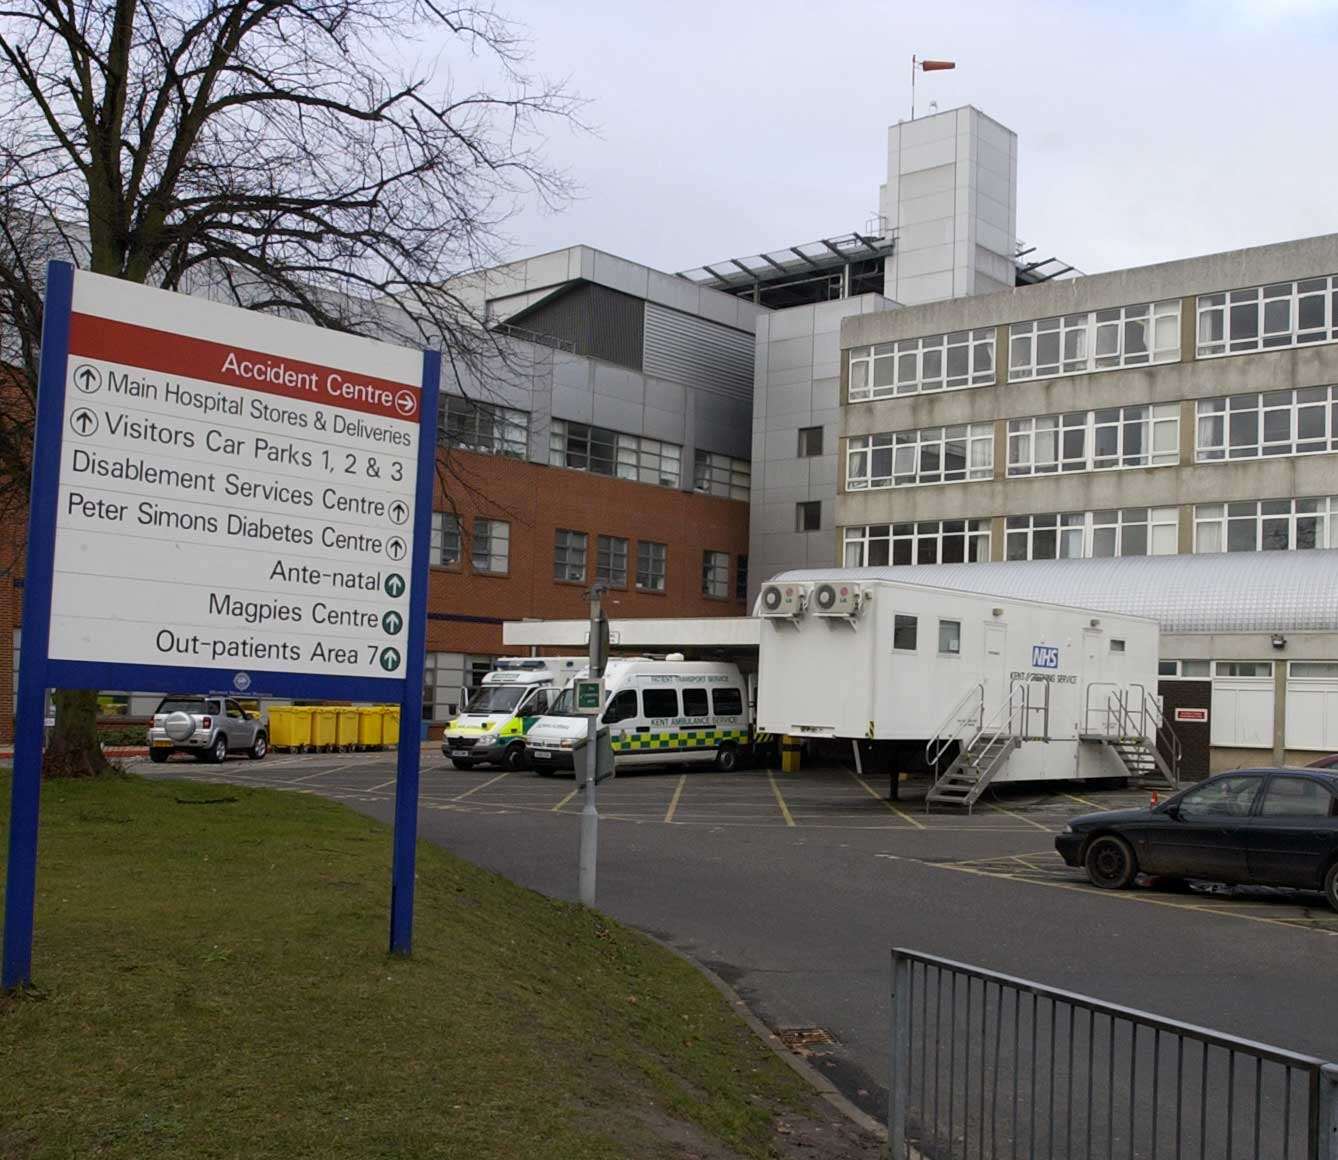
[2,263,439,987]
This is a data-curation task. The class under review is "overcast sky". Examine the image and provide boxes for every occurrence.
[483,0,1338,280]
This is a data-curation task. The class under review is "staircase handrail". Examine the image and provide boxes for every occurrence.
[1084,681,1121,735]
[968,683,1027,755]
[1141,688,1182,784]
[925,682,985,768]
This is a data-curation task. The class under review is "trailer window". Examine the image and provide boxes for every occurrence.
[1110,639,1126,653]
[712,687,744,717]
[682,688,708,717]
[642,688,679,718]
[893,614,919,652]
[938,619,961,655]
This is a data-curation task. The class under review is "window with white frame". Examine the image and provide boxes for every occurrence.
[693,450,750,500]
[1008,301,1180,382]
[550,420,681,488]
[1007,405,1179,476]
[843,520,991,567]
[471,518,509,574]
[848,328,995,401]
[1197,276,1338,357]
[1005,508,1178,561]
[846,424,993,489]
[596,534,628,587]
[636,540,667,591]
[1193,496,1338,554]
[554,528,587,582]
[440,396,528,458]
[1214,661,1273,678]
[702,550,729,598]
[1159,660,1212,679]
[1195,386,1338,462]
[938,619,962,655]
[430,511,461,566]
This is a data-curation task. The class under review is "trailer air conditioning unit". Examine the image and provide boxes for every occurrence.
[812,582,860,618]
[759,583,804,618]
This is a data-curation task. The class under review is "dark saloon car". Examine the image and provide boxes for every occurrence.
[1055,768,1338,910]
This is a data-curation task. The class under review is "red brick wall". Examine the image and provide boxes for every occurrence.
[426,449,749,657]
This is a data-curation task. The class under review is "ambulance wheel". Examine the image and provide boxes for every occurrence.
[502,742,527,772]
[714,743,739,773]
[450,758,475,771]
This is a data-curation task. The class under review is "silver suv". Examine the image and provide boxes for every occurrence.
[148,695,268,764]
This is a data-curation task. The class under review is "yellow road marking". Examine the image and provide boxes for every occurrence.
[1062,792,1102,809]
[987,801,1052,832]
[551,787,578,812]
[767,773,796,827]
[847,770,925,829]
[664,774,688,823]
[453,771,509,800]
[927,861,1338,937]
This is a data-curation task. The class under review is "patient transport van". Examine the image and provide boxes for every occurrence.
[525,659,752,775]
[441,658,583,771]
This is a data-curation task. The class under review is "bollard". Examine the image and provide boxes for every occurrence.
[780,735,801,773]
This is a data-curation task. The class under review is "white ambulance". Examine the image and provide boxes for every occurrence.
[525,658,752,775]
[441,657,583,771]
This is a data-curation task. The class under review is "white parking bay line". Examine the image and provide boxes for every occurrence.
[453,771,510,800]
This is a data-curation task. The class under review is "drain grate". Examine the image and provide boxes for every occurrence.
[776,1026,836,1053]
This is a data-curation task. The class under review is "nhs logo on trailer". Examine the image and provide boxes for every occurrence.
[1031,645,1060,670]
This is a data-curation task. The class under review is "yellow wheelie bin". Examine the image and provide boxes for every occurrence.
[336,707,359,751]
[357,706,384,750]
[311,707,337,751]
[269,705,312,751]
[381,705,401,746]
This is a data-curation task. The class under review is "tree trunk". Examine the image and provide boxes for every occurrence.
[44,689,111,778]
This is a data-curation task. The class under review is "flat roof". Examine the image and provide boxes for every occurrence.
[503,617,759,649]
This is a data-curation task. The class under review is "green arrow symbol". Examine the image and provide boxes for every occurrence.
[383,610,403,635]
[384,573,406,597]
[378,646,401,672]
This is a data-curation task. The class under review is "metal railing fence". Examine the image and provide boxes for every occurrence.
[890,949,1338,1160]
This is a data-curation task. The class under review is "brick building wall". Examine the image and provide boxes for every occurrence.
[427,448,749,656]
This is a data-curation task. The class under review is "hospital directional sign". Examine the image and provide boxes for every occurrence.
[49,270,423,681]
[3,262,442,988]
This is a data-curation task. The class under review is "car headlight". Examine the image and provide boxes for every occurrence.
[1062,824,1074,834]
[558,739,575,749]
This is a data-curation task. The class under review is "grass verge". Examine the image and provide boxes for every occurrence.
[0,772,824,1159]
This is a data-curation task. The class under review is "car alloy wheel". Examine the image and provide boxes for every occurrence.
[1085,835,1137,890]
[211,736,228,764]
[1324,863,1338,914]
[250,733,268,760]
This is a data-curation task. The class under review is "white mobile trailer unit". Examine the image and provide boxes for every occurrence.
[755,572,1175,796]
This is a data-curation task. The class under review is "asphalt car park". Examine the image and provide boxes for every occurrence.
[136,751,1338,1119]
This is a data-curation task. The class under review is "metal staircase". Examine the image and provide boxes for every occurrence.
[1080,686,1180,791]
[926,684,1035,811]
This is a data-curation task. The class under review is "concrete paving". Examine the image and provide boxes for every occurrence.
[137,751,1338,1119]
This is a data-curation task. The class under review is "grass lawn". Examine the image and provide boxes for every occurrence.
[0,772,844,1159]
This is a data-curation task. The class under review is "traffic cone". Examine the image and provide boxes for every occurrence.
[1149,790,1159,807]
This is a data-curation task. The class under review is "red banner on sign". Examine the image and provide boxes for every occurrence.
[68,314,419,422]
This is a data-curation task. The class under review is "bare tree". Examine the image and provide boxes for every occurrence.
[0,0,579,776]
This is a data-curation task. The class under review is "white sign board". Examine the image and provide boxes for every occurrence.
[49,272,423,681]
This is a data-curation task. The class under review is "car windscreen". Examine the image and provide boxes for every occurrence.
[156,698,211,715]
[463,685,527,714]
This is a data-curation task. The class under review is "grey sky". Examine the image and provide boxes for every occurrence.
[490,0,1338,279]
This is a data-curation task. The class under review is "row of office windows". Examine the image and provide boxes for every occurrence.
[431,512,510,573]
[847,272,1338,399]
[839,494,1338,566]
[842,385,1338,491]
[554,529,747,599]
[439,397,751,498]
